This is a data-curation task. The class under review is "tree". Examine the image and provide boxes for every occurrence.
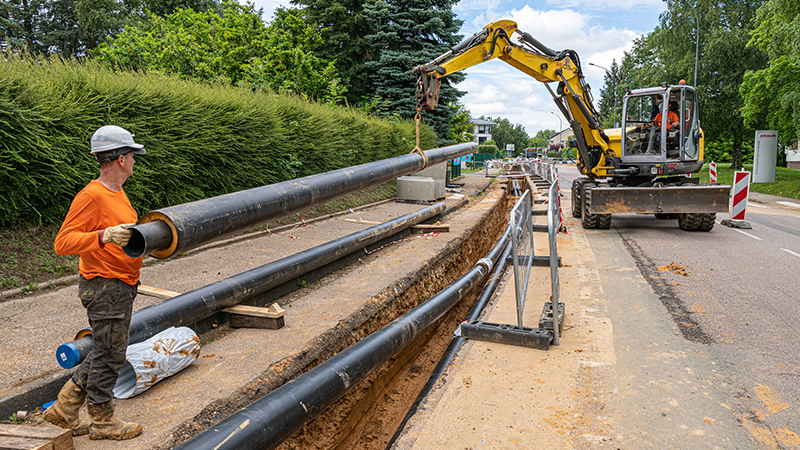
[290,0,370,104]
[447,100,472,144]
[619,0,767,169]
[0,0,220,55]
[595,60,625,129]
[94,2,346,102]
[530,129,555,148]
[485,116,529,156]
[362,0,464,144]
[741,0,800,147]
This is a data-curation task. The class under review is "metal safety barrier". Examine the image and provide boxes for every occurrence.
[509,189,534,327]
[461,158,565,349]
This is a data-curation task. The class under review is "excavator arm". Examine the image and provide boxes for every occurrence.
[413,20,614,178]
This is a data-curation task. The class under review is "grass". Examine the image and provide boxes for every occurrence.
[694,163,800,200]
[0,226,78,292]
[0,182,396,293]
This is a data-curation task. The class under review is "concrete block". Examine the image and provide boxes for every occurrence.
[396,176,437,202]
[412,163,446,199]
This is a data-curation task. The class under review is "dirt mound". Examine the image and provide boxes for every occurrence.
[657,262,689,277]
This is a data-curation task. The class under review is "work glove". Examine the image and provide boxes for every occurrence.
[101,223,135,247]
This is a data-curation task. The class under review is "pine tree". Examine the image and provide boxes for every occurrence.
[596,59,625,129]
[290,0,371,104]
[362,0,464,144]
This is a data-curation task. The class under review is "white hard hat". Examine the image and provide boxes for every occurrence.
[90,125,145,154]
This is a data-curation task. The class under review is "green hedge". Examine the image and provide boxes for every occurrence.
[0,54,437,228]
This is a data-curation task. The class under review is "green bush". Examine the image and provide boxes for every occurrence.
[704,139,755,164]
[477,144,498,154]
[0,54,437,228]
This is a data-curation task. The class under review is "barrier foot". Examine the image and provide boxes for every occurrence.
[460,321,552,350]
[506,255,560,267]
[539,302,565,335]
[721,219,752,229]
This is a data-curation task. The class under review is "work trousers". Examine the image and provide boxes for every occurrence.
[72,276,137,405]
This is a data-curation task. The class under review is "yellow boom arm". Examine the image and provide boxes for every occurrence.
[413,20,612,178]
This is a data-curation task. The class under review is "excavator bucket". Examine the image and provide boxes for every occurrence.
[588,185,731,214]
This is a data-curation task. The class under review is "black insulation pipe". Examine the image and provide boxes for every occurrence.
[386,225,513,449]
[124,143,476,259]
[56,203,445,369]
[173,223,511,450]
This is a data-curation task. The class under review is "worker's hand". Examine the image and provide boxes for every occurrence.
[101,223,135,247]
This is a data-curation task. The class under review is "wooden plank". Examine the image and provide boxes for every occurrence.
[224,303,286,330]
[138,285,182,299]
[0,425,69,450]
[0,436,53,450]
[410,224,450,233]
[344,218,382,225]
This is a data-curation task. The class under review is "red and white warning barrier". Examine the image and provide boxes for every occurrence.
[709,162,717,182]
[730,171,750,221]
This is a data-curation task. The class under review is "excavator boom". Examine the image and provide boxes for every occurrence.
[413,20,611,178]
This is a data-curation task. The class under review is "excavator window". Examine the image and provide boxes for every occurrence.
[682,92,699,160]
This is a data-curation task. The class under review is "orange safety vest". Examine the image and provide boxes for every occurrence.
[653,110,679,130]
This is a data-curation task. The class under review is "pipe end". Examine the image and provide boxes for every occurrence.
[56,343,80,369]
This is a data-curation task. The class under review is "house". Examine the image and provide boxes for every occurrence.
[471,118,496,145]
[548,128,572,149]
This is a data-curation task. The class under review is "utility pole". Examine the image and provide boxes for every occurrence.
[589,62,618,128]
[550,111,563,149]
[664,0,700,87]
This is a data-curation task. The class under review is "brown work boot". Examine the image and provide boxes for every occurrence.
[87,401,143,440]
[43,378,91,436]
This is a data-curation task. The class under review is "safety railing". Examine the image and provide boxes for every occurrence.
[509,190,534,327]
[468,159,565,348]
[546,170,562,345]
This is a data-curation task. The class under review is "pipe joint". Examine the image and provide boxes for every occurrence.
[476,257,494,274]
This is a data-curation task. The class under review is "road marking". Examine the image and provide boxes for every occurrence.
[748,203,769,208]
[777,201,800,209]
[734,229,763,240]
[782,248,800,259]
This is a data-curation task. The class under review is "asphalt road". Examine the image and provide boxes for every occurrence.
[558,164,800,448]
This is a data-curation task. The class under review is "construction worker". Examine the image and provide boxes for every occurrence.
[639,101,679,132]
[46,125,145,440]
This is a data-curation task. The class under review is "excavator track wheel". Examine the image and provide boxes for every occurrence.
[678,213,716,231]
[581,183,611,229]
[571,179,583,218]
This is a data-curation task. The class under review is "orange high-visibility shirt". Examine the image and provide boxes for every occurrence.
[654,110,679,130]
[55,180,142,285]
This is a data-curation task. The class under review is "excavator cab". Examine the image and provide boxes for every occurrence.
[620,84,702,174]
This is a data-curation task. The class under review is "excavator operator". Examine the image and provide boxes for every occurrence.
[638,101,679,132]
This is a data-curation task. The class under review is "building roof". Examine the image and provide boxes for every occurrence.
[470,118,496,125]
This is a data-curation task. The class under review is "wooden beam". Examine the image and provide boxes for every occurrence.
[410,224,450,233]
[344,218,382,225]
[137,285,182,299]
[0,424,72,450]
[224,303,286,330]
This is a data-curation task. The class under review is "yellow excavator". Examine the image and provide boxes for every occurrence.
[413,20,730,230]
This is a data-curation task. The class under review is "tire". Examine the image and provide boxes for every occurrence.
[581,183,611,229]
[678,213,702,230]
[571,179,582,218]
[697,213,716,231]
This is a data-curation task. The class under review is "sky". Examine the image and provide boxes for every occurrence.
[240,0,668,136]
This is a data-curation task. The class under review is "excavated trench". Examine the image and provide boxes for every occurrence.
[161,184,511,450]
